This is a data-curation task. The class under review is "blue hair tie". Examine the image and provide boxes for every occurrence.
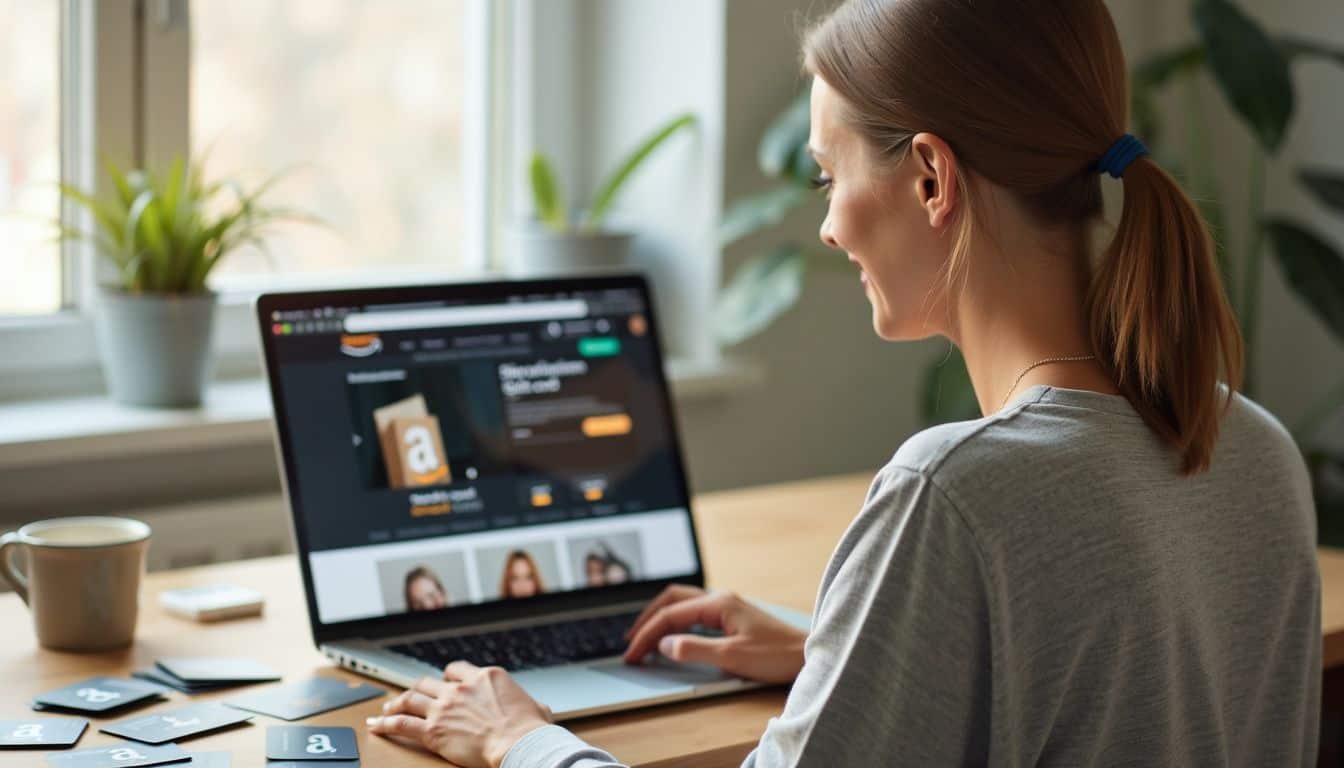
[1096,134,1149,179]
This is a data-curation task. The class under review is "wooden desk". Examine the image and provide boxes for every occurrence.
[3,472,1341,767]
[0,473,871,767]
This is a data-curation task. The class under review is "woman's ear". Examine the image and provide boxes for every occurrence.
[909,133,959,230]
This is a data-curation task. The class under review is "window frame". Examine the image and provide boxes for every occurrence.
[0,0,504,397]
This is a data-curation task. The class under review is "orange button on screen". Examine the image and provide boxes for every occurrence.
[581,413,632,438]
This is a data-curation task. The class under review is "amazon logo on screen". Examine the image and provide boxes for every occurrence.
[340,334,383,357]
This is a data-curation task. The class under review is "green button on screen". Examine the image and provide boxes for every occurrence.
[579,337,621,357]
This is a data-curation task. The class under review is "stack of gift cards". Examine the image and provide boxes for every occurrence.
[134,657,281,694]
[266,726,359,766]
[32,677,168,717]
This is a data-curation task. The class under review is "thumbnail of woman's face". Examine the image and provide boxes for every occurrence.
[408,575,448,611]
[585,556,606,587]
[508,557,540,598]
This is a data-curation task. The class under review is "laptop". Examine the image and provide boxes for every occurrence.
[256,273,808,719]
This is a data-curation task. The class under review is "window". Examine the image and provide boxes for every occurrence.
[189,0,482,290]
[0,0,499,397]
[0,1,61,316]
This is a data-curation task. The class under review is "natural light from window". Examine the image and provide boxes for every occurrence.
[0,1,61,317]
[190,0,469,291]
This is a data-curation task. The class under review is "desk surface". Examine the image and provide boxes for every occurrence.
[0,473,871,767]
[2,472,1341,768]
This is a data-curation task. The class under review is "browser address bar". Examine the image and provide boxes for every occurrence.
[343,300,588,333]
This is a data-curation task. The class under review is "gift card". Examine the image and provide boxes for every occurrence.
[33,677,163,714]
[100,703,253,745]
[225,677,383,721]
[43,742,190,767]
[0,716,87,748]
[265,726,358,760]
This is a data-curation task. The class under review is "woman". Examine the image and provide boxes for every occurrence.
[367,1,1320,765]
[499,550,546,599]
[403,565,450,612]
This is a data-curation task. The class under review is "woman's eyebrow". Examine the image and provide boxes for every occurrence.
[807,145,827,161]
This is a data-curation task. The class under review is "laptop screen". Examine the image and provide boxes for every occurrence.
[260,278,700,626]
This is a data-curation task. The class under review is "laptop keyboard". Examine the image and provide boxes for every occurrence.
[388,610,641,672]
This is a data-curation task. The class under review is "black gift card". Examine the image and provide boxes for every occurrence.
[225,676,383,721]
[99,702,253,745]
[33,677,164,714]
[265,726,359,760]
[0,716,87,748]
[43,742,191,767]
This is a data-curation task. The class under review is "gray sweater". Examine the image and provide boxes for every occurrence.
[503,384,1321,767]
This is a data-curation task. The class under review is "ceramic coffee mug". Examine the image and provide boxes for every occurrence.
[0,516,151,651]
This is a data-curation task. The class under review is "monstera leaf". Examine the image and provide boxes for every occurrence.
[714,244,808,346]
[1192,0,1295,153]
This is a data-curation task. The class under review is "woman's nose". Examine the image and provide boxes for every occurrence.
[819,216,840,250]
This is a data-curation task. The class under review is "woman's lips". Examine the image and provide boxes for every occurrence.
[849,257,867,284]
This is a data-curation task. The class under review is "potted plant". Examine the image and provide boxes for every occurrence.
[512,112,696,275]
[56,156,317,408]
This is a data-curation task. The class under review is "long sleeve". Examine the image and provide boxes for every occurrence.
[501,724,626,768]
[742,464,992,766]
[503,463,993,768]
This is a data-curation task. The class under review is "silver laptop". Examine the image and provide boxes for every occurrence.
[256,273,807,719]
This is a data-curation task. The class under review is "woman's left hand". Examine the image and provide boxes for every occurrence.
[367,661,553,768]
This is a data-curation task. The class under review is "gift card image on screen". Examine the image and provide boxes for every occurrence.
[349,365,510,491]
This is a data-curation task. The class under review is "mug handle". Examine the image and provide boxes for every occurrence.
[0,532,28,604]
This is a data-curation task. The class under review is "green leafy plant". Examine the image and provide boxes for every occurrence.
[714,90,832,346]
[55,155,320,294]
[716,1,1344,439]
[529,113,697,233]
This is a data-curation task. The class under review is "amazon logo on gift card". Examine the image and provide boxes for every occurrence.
[340,333,383,357]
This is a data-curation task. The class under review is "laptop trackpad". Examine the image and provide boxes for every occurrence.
[588,655,735,690]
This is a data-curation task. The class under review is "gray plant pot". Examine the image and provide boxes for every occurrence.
[508,223,634,276]
[94,288,217,408]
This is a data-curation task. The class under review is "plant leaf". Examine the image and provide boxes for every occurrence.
[758,90,811,181]
[1132,43,1207,89]
[920,345,982,426]
[1279,35,1344,68]
[714,244,807,346]
[719,183,810,247]
[528,153,567,231]
[1264,217,1344,345]
[1300,169,1344,214]
[1192,0,1294,153]
[585,113,696,230]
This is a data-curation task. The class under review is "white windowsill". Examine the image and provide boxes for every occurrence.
[0,356,763,470]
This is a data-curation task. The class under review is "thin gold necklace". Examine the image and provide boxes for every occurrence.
[998,354,1096,411]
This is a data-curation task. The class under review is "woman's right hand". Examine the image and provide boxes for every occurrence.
[622,584,807,684]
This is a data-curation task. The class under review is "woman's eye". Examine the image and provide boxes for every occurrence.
[808,174,833,193]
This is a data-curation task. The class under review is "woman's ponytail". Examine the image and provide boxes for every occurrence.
[1087,156,1244,474]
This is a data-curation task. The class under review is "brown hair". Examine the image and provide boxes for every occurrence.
[499,550,546,597]
[804,0,1243,474]
[404,565,446,608]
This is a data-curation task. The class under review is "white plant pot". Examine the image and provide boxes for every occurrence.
[94,288,217,408]
[508,222,635,277]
